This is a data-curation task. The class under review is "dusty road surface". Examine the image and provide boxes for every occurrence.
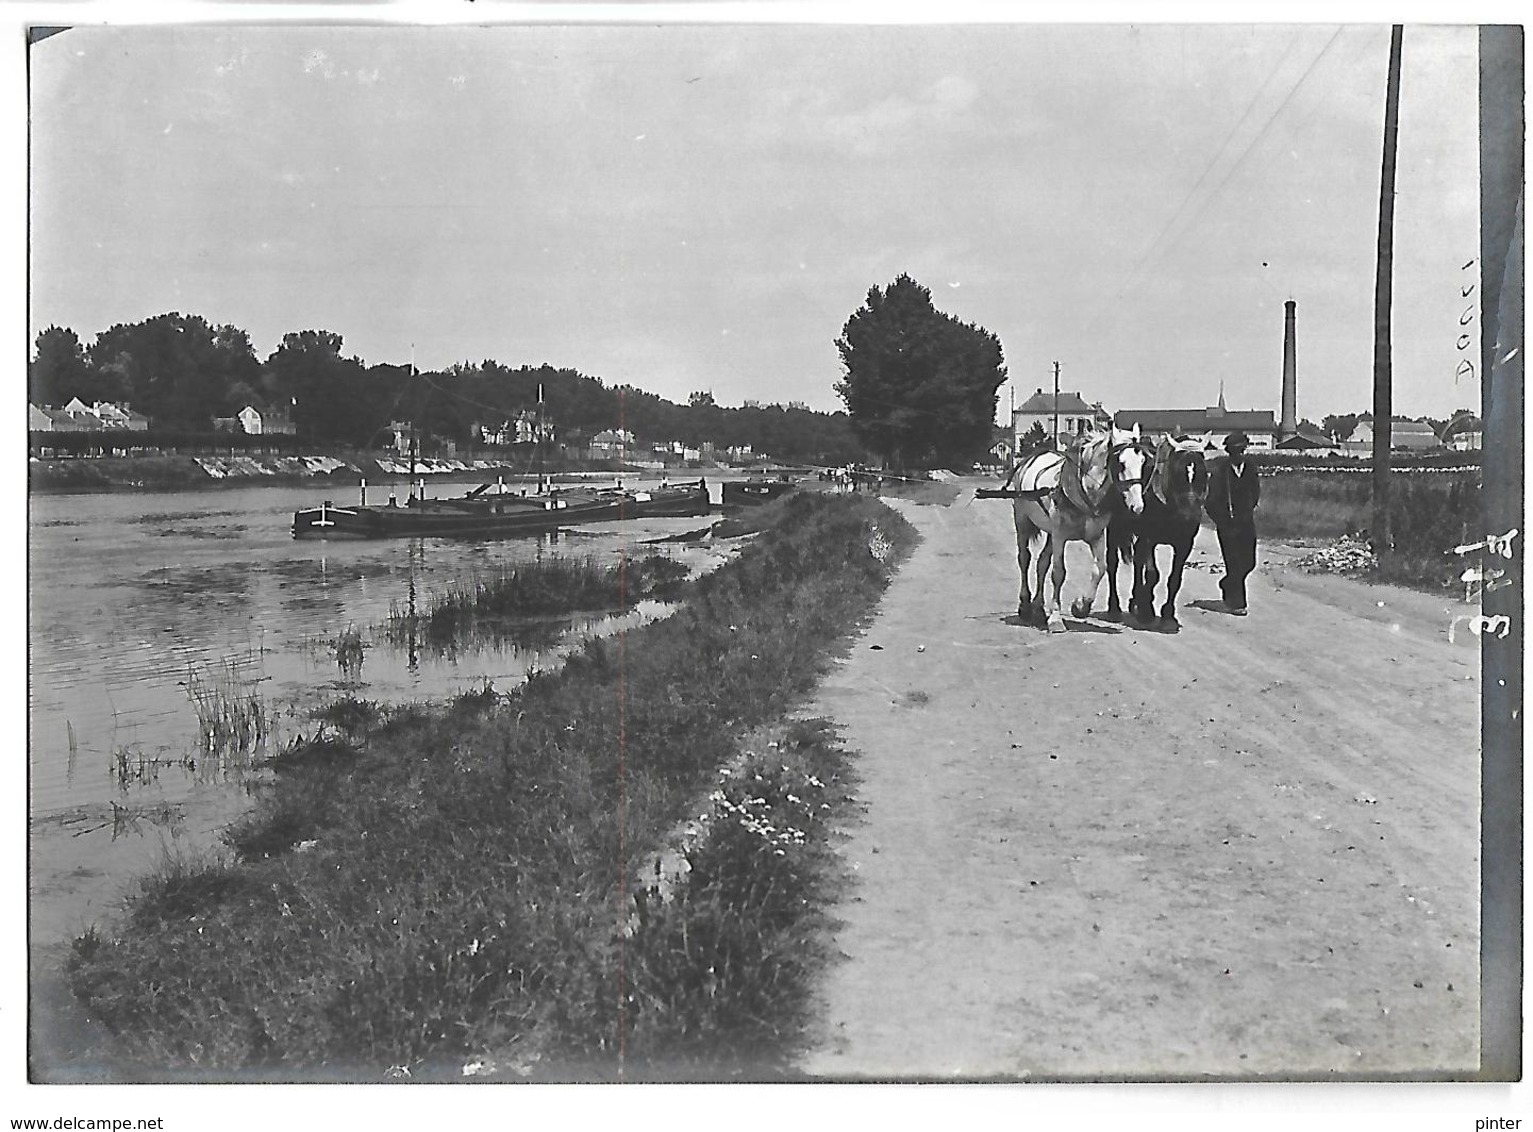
[798,479,1482,1080]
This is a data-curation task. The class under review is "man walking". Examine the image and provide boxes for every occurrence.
[1205,430,1259,615]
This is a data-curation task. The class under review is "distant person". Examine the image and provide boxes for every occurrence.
[1204,431,1259,616]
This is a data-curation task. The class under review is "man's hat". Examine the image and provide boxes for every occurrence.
[1223,431,1250,450]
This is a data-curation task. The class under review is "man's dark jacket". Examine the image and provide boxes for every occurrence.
[1205,454,1260,525]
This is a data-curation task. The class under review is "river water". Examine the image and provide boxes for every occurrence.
[27,477,732,955]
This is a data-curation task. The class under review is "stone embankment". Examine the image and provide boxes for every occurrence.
[26,453,649,492]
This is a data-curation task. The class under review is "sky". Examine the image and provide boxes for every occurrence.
[20,16,1489,425]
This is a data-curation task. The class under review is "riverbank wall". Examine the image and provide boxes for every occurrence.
[26,452,702,494]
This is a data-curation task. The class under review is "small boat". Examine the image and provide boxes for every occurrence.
[721,474,798,507]
[293,478,709,540]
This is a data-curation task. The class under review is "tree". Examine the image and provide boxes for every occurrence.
[86,313,249,428]
[1019,421,1049,453]
[834,274,1007,470]
[687,390,716,408]
[30,325,91,406]
[266,330,372,444]
[1430,407,1481,440]
[1322,413,1360,441]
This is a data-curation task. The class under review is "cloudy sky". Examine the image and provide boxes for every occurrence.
[23,15,1485,423]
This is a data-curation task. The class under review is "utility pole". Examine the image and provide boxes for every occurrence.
[1008,383,1016,462]
[1371,25,1403,558]
[1052,360,1061,447]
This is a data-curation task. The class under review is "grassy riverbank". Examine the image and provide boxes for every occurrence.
[65,492,918,1080]
[1257,469,1482,590]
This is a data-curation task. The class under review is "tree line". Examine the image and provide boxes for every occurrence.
[29,314,864,466]
[1320,411,1481,442]
[32,275,1015,472]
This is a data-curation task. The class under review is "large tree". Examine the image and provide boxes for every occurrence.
[834,274,1007,469]
[265,330,373,444]
[86,313,260,428]
[29,325,92,406]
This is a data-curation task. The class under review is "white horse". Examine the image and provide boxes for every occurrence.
[1011,427,1147,632]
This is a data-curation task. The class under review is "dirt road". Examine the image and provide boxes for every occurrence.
[798,480,1482,1080]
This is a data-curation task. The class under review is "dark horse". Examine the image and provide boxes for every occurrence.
[1105,438,1209,628]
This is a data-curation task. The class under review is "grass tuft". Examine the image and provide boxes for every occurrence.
[381,553,692,655]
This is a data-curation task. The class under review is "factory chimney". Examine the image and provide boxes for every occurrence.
[1280,299,1298,440]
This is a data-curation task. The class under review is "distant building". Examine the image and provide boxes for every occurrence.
[1274,424,1340,451]
[589,429,634,459]
[212,404,295,436]
[261,403,296,435]
[1448,430,1482,452]
[1114,389,1279,450]
[31,400,149,432]
[1345,419,1442,452]
[1012,389,1112,449]
[480,410,552,447]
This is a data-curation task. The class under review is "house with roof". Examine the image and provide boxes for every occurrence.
[1447,430,1482,451]
[1011,389,1113,449]
[1274,423,1340,451]
[480,410,551,447]
[215,404,296,436]
[588,429,634,459]
[1113,389,1279,450]
[1343,419,1441,453]
[89,402,151,431]
[31,400,150,432]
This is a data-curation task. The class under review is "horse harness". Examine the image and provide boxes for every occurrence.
[1052,435,1140,518]
[1146,441,1207,512]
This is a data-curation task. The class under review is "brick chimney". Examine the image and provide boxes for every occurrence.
[1280,299,1298,439]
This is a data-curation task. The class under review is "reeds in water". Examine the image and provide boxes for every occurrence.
[335,624,365,681]
[381,553,691,654]
[184,662,272,771]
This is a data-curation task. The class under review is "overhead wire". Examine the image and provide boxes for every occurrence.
[1114,30,1306,298]
[1116,26,1348,298]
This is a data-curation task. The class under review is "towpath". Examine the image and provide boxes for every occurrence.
[797,480,1482,1079]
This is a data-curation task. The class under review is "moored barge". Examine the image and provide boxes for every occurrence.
[293,478,710,539]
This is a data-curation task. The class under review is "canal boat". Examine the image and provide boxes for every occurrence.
[721,474,799,507]
[292,478,710,540]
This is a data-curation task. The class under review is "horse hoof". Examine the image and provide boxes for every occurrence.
[1070,602,1092,619]
[1046,615,1067,633]
[1159,616,1180,632]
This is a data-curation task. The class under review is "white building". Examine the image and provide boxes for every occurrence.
[1012,389,1113,450]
